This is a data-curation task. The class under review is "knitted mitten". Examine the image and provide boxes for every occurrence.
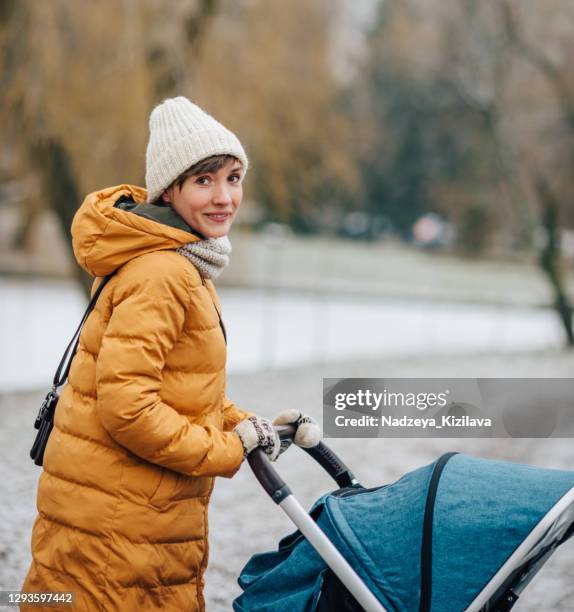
[272,410,321,452]
[234,415,281,461]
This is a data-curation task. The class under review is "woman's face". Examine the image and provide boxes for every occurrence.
[162,159,244,238]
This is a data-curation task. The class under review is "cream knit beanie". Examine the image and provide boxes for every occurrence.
[145,97,249,203]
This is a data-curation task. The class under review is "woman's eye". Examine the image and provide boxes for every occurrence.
[229,174,241,183]
[196,176,211,185]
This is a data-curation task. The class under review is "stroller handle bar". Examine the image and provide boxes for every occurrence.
[247,428,387,612]
[248,424,359,503]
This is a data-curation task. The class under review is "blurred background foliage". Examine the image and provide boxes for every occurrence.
[1,0,574,340]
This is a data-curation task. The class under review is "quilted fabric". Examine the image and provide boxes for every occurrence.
[22,184,249,611]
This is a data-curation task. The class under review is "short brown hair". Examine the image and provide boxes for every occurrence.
[174,154,241,191]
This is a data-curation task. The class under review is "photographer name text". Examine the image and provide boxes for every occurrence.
[335,415,493,429]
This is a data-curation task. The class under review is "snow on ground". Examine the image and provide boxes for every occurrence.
[2,348,574,610]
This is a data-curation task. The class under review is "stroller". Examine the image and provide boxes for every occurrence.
[234,427,574,611]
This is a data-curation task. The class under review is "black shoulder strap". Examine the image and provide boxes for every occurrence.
[52,274,115,388]
[419,452,459,612]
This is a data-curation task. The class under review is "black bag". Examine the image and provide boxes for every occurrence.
[30,274,114,466]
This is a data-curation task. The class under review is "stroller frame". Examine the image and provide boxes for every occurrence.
[469,485,574,611]
[248,428,574,612]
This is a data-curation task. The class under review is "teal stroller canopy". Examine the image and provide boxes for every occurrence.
[234,453,574,611]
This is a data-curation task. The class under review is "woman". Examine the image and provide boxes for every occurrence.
[22,97,320,611]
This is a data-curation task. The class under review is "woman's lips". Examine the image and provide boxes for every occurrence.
[204,212,231,223]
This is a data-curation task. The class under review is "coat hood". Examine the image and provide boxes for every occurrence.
[72,184,200,277]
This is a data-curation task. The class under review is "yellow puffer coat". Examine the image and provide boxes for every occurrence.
[22,184,249,611]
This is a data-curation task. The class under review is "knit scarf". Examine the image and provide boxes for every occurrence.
[175,236,231,280]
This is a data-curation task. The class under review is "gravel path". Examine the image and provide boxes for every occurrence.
[2,348,574,610]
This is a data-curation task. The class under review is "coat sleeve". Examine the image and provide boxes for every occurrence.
[221,396,253,432]
[95,255,245,477]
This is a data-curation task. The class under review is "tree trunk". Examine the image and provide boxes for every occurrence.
[536,176,574,347]
[12,194,42,252]
[31,138,93,296]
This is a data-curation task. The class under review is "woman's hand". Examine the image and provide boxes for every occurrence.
[234,415,281,461]
[272,410,321,453]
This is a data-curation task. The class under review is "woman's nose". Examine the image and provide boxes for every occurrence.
[212,182,232,205]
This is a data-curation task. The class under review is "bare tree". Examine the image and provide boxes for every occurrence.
[438,0,536,248]
[500,0,574,344]
[0,0,221,293]
[189,0,360,231]
[432,0,574,345]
